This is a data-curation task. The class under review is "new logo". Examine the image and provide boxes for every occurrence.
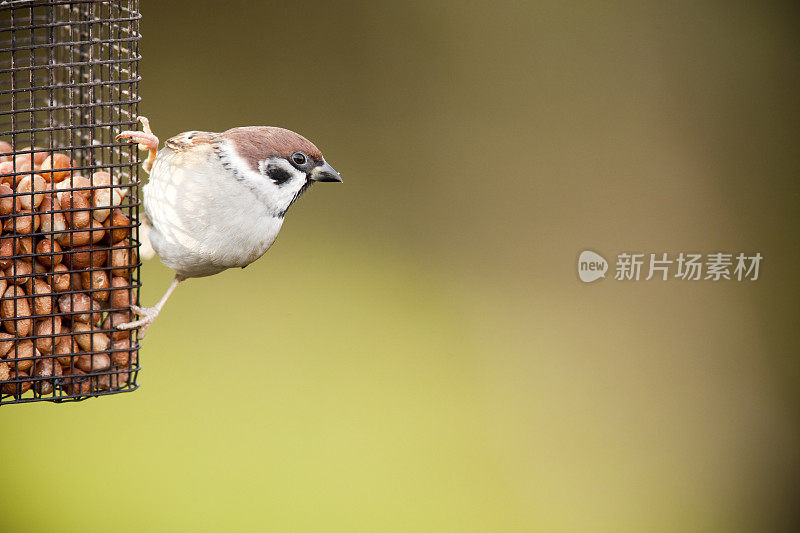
[578,250,608,283]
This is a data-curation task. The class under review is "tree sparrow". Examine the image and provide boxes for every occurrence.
[115,117,341,333]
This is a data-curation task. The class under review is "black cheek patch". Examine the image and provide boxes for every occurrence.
[266,164,292,185]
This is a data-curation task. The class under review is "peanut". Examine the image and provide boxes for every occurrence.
[107,210,131,243]
[34,315,62,354]
[35,238,63,267]
[3,210,40,234]
[68,217,105,247]
[72,322,110,351]
[28,277,53,315]
[0,160,15,185]
[51,264,71,292]
[39,153,75,183]
[19,146,48,167]
[109,243,132,278]
[108,367,130,389]
[15,236,35,256]
[1,285,32,336]
[109,276,131,309]
[53,336,77,368]
[6,259,33,286]
[0,331,13,357]
[33,357,61,395]
[91,171,113,221]
[111,338,137,368]
[80,268,110,302]
[61,192,91,230]
[102,311,133,341]
[52,174,91,203]
[39,195,68,240]
[94,372,110,390]
[75,352,111,372]
[60,367,92,395]
[1,369,31,395]
[8,340,36,372]
[15,174,48,210]
[66,245,108,270]
[3,159,35,188]
[57,292,99,324]
[0,182,16,215]
[0,237,13,269]
[3,317,33,337]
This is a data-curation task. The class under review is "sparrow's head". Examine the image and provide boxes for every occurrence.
[222,126,341,217]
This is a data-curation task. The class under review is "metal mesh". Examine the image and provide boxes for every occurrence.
[0,0,141,405]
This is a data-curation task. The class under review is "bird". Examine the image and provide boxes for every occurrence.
[114,116,341,334]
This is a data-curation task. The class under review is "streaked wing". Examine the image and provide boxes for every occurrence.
[165,131,217,151]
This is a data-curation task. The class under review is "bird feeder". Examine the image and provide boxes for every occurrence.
[0,0,142,405]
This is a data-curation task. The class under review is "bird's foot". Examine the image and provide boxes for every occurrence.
[115,116,159,152]
[116,304,162,339]
[116,116,159,172]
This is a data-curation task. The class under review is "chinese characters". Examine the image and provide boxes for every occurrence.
[613,252,761,281]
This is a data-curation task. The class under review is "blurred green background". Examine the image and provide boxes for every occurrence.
[2,1,799,532]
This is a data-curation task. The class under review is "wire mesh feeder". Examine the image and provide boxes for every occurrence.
[0,0,142,405]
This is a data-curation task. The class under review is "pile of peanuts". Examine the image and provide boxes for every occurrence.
[0,140,139,399]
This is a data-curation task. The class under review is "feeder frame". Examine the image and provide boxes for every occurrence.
[0,0,142,405]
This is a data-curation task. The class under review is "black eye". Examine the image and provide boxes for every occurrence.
[291,152,307,166]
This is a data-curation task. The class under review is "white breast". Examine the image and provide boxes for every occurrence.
[143,146,283,278]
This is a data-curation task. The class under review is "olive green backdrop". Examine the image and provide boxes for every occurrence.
[2,1,799,532]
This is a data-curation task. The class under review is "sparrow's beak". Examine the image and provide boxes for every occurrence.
[310,161,342,183]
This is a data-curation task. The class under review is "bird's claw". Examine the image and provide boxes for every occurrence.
[116,304,160,339]
[116,116,159,173]
[115,130,159,152]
